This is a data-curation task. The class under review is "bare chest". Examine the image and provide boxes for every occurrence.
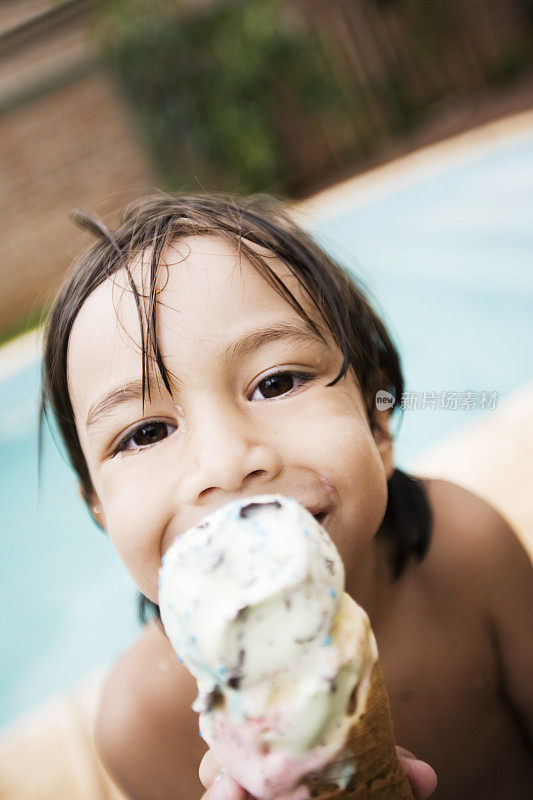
[373,585,532,799]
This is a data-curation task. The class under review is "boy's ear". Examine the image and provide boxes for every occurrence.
[372,407,395,480]
[78,484,106,530]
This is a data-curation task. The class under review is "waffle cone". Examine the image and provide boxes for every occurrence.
[303,662,414,800]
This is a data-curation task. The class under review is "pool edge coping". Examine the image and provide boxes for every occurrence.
[293,108,533,222]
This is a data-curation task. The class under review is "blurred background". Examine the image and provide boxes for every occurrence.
[0,2,532,798]
[2,0,533,338]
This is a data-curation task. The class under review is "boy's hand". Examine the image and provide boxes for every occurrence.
[200,747,437,800]
[395,747,438,799]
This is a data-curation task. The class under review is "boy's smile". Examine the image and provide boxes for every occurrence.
[68,236,391,603]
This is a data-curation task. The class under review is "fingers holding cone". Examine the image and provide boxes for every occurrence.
[199,664,438,800]
[395,750,437,800]
[200,751,249,800]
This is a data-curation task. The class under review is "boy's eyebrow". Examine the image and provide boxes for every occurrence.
[224,320,328,363]
[86,321,329,430]
[86,379,147,430]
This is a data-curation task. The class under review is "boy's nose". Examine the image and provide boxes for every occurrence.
[178,407,282,505]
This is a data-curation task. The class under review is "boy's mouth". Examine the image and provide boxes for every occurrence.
[303,502,329,528]
[313,511,328,527]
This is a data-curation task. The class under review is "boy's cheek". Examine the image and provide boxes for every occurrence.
[107,519,160,600]
[337,444,388,536]
[103,493,157,564]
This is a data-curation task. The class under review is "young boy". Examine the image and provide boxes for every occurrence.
[41,194,533,799]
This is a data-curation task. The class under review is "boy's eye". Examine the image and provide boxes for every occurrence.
[251,371,311,401]
[116,420,175,453]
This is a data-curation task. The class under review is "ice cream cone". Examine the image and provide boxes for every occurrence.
[159,496,415,800]
[304,662,414,800]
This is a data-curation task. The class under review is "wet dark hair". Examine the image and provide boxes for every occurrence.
[40,192,431,624]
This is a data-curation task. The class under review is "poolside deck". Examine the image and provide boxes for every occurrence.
[0,668,125,800]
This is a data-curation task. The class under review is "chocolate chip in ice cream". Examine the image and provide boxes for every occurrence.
[239,499,281,518]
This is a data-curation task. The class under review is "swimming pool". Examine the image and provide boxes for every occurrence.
[2,119,533,728]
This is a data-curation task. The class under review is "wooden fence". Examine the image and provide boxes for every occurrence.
[281,0,533,188]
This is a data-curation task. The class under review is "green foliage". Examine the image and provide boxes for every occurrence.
[94,0,533,196]
[96,0,344,195]
[485,41,533,85]
[0,307,44,347]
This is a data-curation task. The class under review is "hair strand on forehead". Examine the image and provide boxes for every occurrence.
[70,209,151,404]
[147,217,173,400]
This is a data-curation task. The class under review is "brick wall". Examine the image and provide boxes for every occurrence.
[0,2,156,335]
[0,73,155,332]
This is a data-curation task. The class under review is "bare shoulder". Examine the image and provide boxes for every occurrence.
[418,477,531,589]
[96,620,207,800]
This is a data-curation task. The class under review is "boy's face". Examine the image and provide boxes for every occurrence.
[68,236,391,603]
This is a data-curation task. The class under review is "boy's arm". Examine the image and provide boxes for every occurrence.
[480,503,533,750]
[96,620,208,800]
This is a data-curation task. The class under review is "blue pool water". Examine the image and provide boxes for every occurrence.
[2,127,533,728]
